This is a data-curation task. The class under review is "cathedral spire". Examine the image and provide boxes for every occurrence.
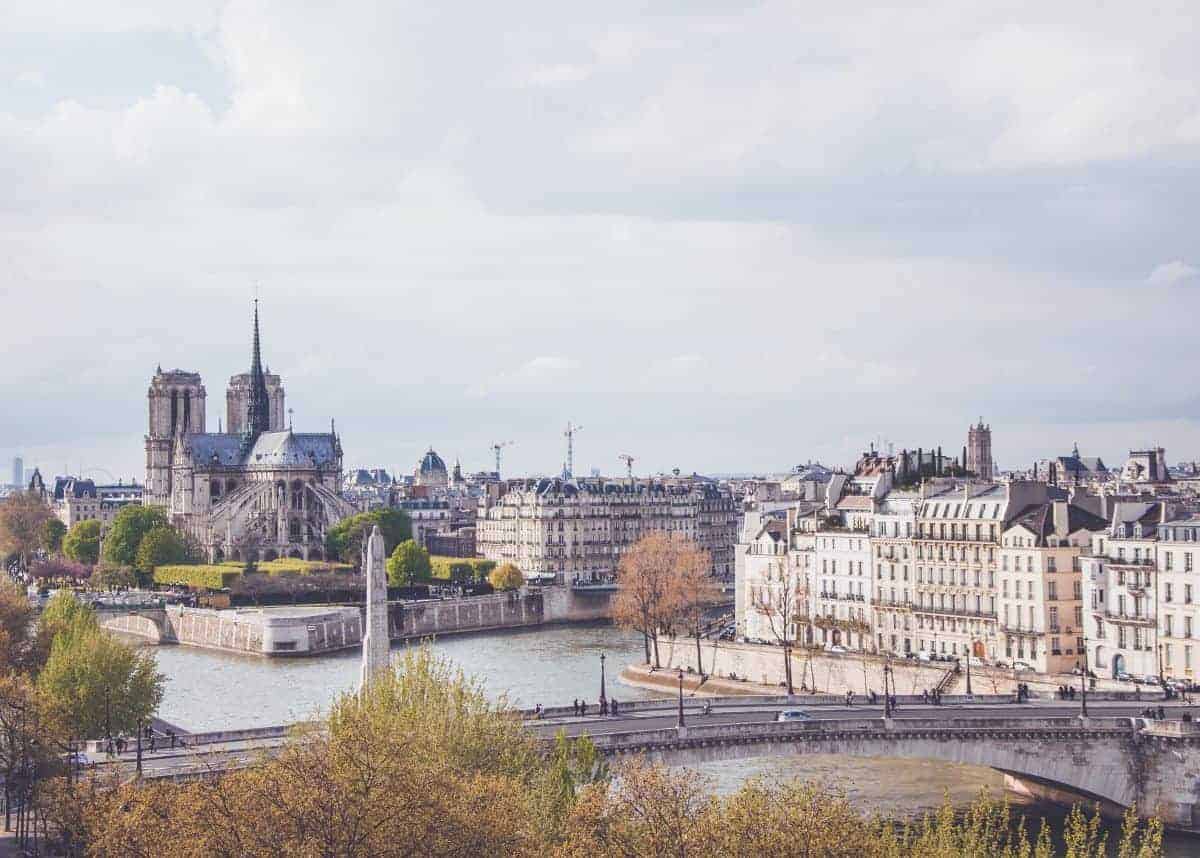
[245,299,271,439]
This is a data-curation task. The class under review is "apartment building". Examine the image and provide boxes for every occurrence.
[1157,514,1200,682]
[871,492,919,656]
[1080,502,1165,681]
[475,477,736,581]
[997,501,1107,674]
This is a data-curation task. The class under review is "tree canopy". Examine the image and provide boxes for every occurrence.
[41,517,67,555]
[63,519,102,565]
[489,563,525,591]
[103,505,170,567]
[326,508,413,565]
[134,524,189,572]
[35,593,164,739]
[386,539,431,586]
[0,490,55,571]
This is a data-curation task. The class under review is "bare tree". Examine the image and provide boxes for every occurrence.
[663,542,718,678]
[613,532,677,668]
[748,557,805,695]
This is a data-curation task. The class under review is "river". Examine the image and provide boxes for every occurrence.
[146,623,1195,855]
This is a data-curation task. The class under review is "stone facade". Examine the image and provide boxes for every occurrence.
[476,477,737,582]
[144,303,354,562]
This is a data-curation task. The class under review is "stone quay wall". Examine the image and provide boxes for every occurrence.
[632,638,1138,699]
[390,591,542,640]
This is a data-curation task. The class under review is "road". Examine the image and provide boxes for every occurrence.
[91,697,1191,780]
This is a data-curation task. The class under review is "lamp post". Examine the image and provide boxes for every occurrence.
[599,653,608,712]
[677,668,685,728]
[1080,643,1089,719]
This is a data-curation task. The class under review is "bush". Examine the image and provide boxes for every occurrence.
[153,565,242,590]
[430,556,496,583]
[488,563,524,591]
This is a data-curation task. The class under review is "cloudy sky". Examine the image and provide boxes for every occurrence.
[2,1,1199,482]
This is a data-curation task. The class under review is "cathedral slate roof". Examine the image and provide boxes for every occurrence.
[186,431,339,470]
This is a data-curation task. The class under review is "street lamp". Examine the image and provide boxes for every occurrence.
[677,668,686,728]
[1080,643,1089,719]
[599,653,608,712]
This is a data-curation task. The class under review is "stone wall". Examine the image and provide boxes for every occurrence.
[391,591,542,639]
[645,637,1137,699]
[540,585,613,623]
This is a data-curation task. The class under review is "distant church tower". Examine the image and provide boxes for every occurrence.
[145,367,207,506]
[966,418,994,480]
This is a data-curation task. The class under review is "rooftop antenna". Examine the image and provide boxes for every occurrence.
[563,422,583,478]
[491,441,513,476]
[619,453,635,479]
[288,407,294,431]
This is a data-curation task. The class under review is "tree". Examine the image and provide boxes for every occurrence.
[90,564,138,592]
[386,539,431,586]
[326,509,413,565]
[133,525,189,572]
[613,532,680,668]
[663,541,717,678]
[0,580,38,673]
[37,599,164,739]
[63,519,102,565]
[748,555,804,694]
[103,506,169,567]
[0,491,54,572]
[489,563,525,591]
[41,518,67,555]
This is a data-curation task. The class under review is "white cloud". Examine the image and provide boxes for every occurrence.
[1147,261,1199,286]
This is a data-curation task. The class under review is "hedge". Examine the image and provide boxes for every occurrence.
[429,556,496,582]
[219,559,353,576]
[153,565,242,590]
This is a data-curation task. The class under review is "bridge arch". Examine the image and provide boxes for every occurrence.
[599,723,1141,815]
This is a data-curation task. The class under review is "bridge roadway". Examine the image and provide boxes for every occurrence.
[94,697,1189,782]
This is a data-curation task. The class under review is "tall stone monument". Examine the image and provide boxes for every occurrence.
[360,525,390,690]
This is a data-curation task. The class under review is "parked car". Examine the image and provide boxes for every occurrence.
[917,651,933,662]
[827,645,847,654]
[1013,661,1034,673]
[776,709,812,722]
[1116,671,1135,683]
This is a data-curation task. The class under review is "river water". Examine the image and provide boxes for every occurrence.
[147,623,1195,855]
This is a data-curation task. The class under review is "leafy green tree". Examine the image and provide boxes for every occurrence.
[38,591,98,642]
[134,525,189,572]
[103,505,170,567]
[41,517,67,555]
[0,580,38,673]
[90,564,138,592]
[37,599,164,739]
[63,519,102,565]
[488,563,525,591]
[386,539,431,586]
[326,508,412,564]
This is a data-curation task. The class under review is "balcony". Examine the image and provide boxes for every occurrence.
[1100,610,1155,627]
[818,592,867,603]
[914,605,997,620]
[871,598,913,609]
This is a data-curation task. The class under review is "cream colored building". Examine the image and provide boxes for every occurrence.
[475,477,736,582]
[997,501,1107,674]
[1156,514,1200,683]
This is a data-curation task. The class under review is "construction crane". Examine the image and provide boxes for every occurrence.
[618,454,635,479]
[490,441,513,476]
[563,422,583,478]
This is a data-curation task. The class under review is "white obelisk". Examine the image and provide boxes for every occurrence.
[360,525,390,691]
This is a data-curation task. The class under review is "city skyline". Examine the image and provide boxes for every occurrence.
[3,2,1199,479]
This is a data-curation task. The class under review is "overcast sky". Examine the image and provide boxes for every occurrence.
[2,1,1199,483]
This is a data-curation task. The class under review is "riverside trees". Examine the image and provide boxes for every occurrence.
[55,648,1166,857]
[613,532,718,671]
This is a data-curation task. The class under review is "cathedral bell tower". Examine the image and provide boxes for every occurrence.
[146,367,206,507]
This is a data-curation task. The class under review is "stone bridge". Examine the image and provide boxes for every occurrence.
[98,608,168,644]
[585,715,1200,833]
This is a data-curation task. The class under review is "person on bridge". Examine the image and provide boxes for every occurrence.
[611,699,619,716]
[572,699,580,716]
[846,691,854,707]
[702,700,712,716]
